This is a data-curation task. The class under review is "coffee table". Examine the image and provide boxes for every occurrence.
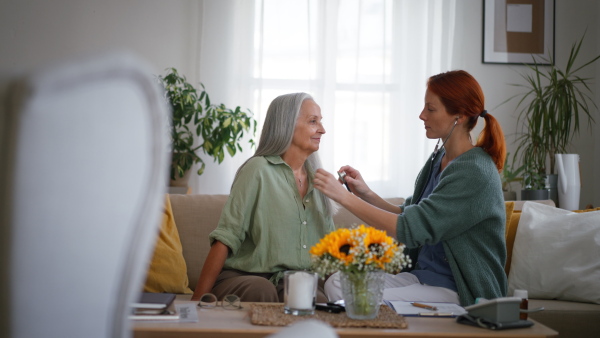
[132,298,558,338]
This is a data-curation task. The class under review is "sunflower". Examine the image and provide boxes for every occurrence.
[361,225,398,268]
[313,228,356,265]
[310,224,410,276]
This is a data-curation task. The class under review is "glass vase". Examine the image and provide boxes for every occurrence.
[339,270,385,320]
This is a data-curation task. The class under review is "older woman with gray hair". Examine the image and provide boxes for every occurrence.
[191,93,335,303]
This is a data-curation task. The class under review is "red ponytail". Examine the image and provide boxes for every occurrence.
[476,114,506,172]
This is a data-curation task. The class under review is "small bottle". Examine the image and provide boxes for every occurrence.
[514,289,528,320]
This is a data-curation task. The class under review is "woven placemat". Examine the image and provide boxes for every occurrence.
[249,304,407,329]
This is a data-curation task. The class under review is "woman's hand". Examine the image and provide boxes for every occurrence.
[314,169,352,204]
[316,167,399,234]
[338,165,371,199]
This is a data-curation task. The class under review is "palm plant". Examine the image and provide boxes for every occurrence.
[511,33,600,189]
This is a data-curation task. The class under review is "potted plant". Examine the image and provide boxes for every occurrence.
[501,153,524,201]
[509,33,600,201]
[159,68,257,186]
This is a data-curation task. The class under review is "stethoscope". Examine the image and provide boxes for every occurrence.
[431,116,459,162]
[415,117,459,203]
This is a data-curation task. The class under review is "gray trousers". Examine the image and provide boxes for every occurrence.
[212,269,328,303]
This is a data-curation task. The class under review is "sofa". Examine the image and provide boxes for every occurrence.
[151,194,600,337]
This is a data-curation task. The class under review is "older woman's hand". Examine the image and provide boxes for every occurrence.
[314,169,351,204]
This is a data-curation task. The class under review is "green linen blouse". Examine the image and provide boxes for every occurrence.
[209,155,335,284]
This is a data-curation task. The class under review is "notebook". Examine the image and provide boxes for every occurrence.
[132,292,176,309]
[384,300,467,317]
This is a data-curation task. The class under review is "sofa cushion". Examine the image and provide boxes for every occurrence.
[508,201,600,304]
[169,194,229,292]
[528,299,600,338]
[144,195,193,294]
[505,204,599,276]
[504,200,555,275]
[170,194,405,291]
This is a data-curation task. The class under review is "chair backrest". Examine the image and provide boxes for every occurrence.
[0,52,169,338]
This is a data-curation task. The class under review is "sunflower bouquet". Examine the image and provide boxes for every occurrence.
[309,224,411,277]
[310,224,411,319]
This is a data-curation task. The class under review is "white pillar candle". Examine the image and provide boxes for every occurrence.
[286,271,315,309]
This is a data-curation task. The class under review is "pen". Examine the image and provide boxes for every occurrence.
[410,302,438,311]
[419,312,454,317]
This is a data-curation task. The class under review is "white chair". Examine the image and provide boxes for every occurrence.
[265,320,338,338]
[0,52,169,338]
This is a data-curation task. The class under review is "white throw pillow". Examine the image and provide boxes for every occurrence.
[508,202,600,304]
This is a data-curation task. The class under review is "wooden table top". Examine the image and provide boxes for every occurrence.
[132,298,558,338]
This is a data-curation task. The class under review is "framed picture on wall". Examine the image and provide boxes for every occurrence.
[483,0,555,65]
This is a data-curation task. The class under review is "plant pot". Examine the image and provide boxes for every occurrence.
[339,270,385,320]
[169,169,191,187]
[503,191,517,201]
[546,174,558,207]
[556,154,581,210]
[521,189,549,201]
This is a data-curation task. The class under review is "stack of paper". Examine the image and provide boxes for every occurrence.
[384,301,467,317]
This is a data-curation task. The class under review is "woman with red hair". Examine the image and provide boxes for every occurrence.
[315,70,507,306]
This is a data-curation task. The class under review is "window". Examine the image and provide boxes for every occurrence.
[197,0,456,197]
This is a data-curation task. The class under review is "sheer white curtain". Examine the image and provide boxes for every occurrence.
[195,0,456,197]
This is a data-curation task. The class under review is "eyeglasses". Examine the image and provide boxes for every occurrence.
[197,293,243,310]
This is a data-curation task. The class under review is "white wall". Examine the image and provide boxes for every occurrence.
[452,0,600,209]
[0,0,200,82]
[2,0,599,208]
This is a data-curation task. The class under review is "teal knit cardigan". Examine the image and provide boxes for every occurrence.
[397,147,507,306]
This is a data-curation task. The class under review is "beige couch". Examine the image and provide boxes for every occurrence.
[168,194,600,337]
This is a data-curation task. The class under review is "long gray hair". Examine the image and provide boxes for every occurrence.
[235,92,335,217]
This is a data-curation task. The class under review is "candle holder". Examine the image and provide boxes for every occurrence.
[283,271,317,315]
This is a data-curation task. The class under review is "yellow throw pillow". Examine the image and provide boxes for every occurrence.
[504,213,521,276]
[504,201,515,238]
[144,195,193,294]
